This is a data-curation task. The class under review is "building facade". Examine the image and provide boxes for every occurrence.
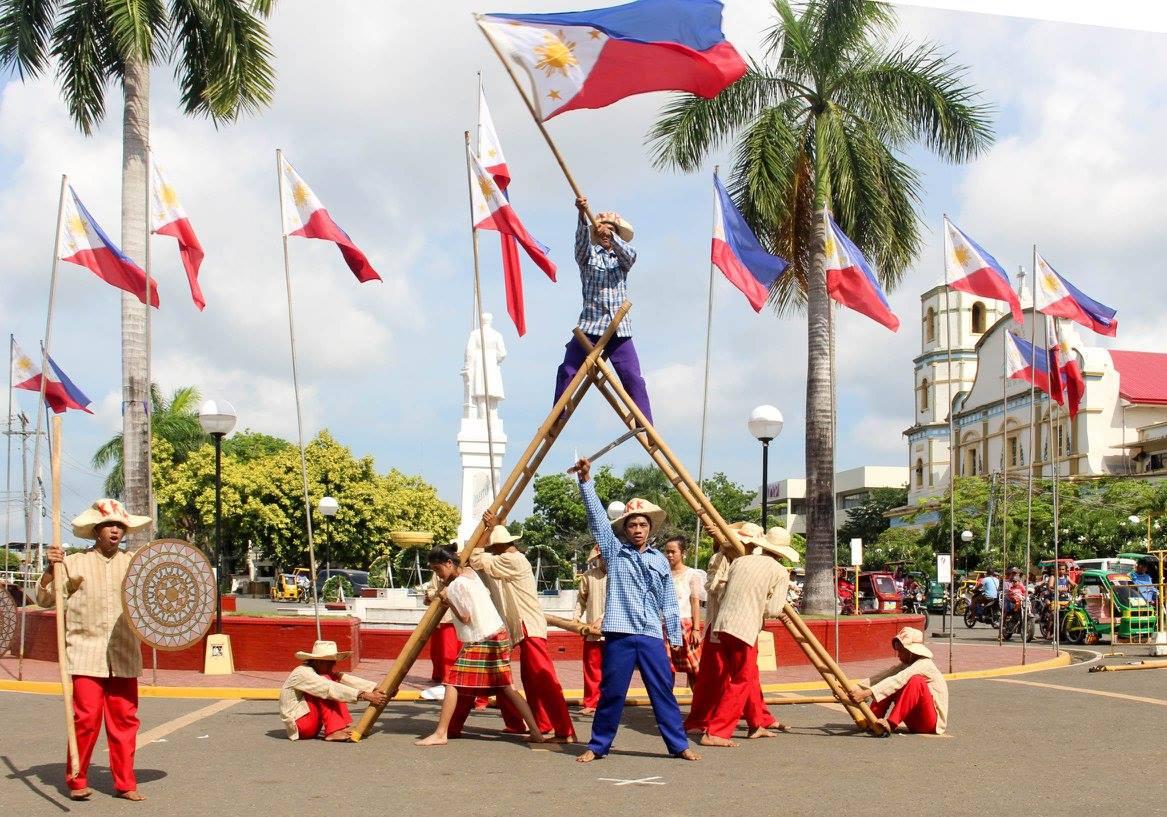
[753,466,909,534]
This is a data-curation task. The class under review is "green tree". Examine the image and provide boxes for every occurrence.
[868,527,932,573]
[1,0,276,541]
[92,384,204,497]
[648,0,994,613]
[837,487,908,548]
[223,430,293,461]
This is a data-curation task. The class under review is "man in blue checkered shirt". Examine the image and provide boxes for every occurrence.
[571,456,699,764]
[553,197,653,423]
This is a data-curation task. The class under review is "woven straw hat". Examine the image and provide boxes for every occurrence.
[760,526,800,564]
[71,499,151,540]
[295,640,351,662]
[611,497,666,537]
[593,210,634,242]
[892,627,933,660]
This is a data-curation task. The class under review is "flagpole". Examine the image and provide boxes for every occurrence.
[999,300,1009,646]
[17,411,29,679]
[276,149,322,641]
[144,149,158,685]
[1049,313,1061,655]
[943,215,956,673]
[1022,252,1038,664]
[693,167,719,568]
[4,334,13,582]
[464,132,499,501]
[474,15,597,227]
[829,298,840,662]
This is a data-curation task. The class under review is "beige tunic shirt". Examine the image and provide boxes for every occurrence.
[864,658,949,735]
[279,665,377,739]
[712,554,788,647]
[575,567,607,642]
[468,550,547,643]
[37,548,141,678]
[704,552,729,643]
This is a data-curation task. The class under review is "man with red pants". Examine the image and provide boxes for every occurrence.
[473,512,575,741]
[699,523,798,747]
[39,500,152,801]
[575,545,607,715]
[849,627,948,734]
[279,641,387,740]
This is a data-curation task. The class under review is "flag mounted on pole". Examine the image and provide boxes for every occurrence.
[1034,252,1117,337]
[943,218,1022,322]
[150,162,206,310]
[477,0,747,120]
[1004,331,1062,405]
[478,86,527,335]
[710,173,785,312]
[823,215,900,331]
[60,188,159,307]
[11,340,92,414]
[1054,335,1086,418]
[478,86,512,190]
[279,155,381,283]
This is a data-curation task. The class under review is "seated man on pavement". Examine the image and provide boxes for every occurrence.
[279,640,388,741]
[848,627,948,735]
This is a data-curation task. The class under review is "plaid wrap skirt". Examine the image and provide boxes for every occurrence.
[666,619,702,675]
[445,629,513,689]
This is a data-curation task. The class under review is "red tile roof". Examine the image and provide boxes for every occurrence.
[1110,351,1167,405]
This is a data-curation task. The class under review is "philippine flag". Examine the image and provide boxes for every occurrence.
[279,155,381,284]
[478,0,746,120]
[824,216,900,331]
[11,340,93,414]
[478,86,511,190]
[60,188,159,307]
[1055,337,1086,418]
[1004,331,1062,405]
[1034,252,1117,337]
[710,174,785,312]
[151,161,206,310]
[944,219,1022,323]
[479,86,527,335]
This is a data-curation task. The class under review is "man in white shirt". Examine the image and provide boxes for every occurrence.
[849,627,948,735]
[279,641,387,740]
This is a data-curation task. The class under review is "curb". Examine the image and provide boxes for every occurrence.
[0,653,1070,700]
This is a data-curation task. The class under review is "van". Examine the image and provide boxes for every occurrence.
[1074,557,1137,574]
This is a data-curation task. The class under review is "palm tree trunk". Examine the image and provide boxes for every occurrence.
[120,57,151,543]
[802,120,835,615]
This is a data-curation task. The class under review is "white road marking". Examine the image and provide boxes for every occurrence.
[136,699,240,749]
[598,776,665,787]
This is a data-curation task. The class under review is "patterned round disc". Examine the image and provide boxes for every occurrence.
[122,539,216,651]
[0,585,17,657]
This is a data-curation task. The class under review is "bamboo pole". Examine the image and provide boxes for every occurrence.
[545,614,598,637]
[473,15,596,226]
[692,167,719,568]
[348,302,633,741]
[50,415,79,777]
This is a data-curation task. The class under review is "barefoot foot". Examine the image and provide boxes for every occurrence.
[115,790,145,802]
[698,734,738,748]
[324,729,352,742]
[576,749,603,763]
[676,747,702,761]
[747,727,775,739]
[578,707,596,716]
[524,732,548,743]
[414,733,449,746]
[69,788,94,801]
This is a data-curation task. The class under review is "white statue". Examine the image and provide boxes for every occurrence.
[464,312,506,423]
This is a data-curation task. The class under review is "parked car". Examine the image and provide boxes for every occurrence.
[315,568,370,595]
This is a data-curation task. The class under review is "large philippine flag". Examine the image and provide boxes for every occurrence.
[279,156,381,283]
[479,86,512,190]
[478,0,747,120]
[710,174,785,312]
[1055,336,1086,418]
[1005,331,1063,405]
[1034,252,1117,337]
[151,162,206,310]
[479,86,527,334]
[61,188,159,307]
[944,218,1022,323]
[824,215,900,331]
[11,340,93,414]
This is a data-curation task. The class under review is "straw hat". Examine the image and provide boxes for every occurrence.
[476,524,524,551]
[593,211,634,242]
[892,627,933,660]
[295,639,351,662]
[70,499,152,540]
[587,544,602,562]
[729,521,767,549]
[760,526,800,565]
[610,497,666,537]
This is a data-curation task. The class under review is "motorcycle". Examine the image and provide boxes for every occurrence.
[1001,594,1035,641]
[963,595,1001,629]
[902,585,930,632]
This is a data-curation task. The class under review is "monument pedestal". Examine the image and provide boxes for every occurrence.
[457,417,506,544]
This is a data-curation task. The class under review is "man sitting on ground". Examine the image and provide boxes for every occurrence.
[848,627,948,735]
[279,641,388,740]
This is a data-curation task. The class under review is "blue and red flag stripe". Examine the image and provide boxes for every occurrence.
[710,174,785,312]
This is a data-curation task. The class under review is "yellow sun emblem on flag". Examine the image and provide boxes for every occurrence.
[950,243,972,267]
[535,30,578,77]
[292,182,311,208]
[15,355,32,373]
[67,215,87,237]
[160,184,179,209]
[823,237,836,259]
[1042,272,1059,293]
[478,177,496,201]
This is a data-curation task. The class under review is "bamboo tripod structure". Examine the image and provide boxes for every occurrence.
[351,301,880,739]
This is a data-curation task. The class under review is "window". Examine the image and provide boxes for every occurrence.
[919,378,929,412]
[966,449,978,476]
[1007,435,1019,467]
[926,307,936,342]
[971,302,987,334]
[790,499,807,516]
[841,493,868,510]
[914,458,924,487]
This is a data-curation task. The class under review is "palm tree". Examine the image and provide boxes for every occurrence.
[93,384,205,497]
[648,0,994,613]
[0,1,276,540]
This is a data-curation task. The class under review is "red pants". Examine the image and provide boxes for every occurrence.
[499,635,575,738]
[704,635,776,739]
[685,636,773,733]
[68,676,139,793]
[870,674,937,734]
[582,641,603,708]
[295,693,354,739]
[429,623,460,682]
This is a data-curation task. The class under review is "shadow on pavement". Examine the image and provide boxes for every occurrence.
[2,755,166,809]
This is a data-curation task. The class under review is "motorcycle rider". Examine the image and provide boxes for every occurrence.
[973,568,1000,618]
[1002,568,1026,618]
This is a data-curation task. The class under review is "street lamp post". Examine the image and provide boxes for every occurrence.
[748,406,784,529]
[318,495,339,589]
[198,399,237,635]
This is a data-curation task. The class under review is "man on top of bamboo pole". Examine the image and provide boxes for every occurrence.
[38,499,151,802]
[553,197,653,423]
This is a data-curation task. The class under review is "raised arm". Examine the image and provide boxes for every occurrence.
[574,199,591,266]
[574,459,620,562]
[609,233,636,272]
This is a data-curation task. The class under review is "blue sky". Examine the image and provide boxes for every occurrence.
[1,2,1164,540]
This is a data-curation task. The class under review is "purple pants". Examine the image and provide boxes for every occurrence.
[554,334,653,424]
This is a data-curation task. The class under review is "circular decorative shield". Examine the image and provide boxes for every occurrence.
[122,539,216,651]
[0,585,17,657]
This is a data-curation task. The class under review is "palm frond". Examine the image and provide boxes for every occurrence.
[50,0,119,133]
[0,0,56,77]
[807,0,894,82]
[106,0,167,63]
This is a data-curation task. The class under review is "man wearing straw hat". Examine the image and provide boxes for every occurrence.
[696,523,797,747]
[279,640,387,741]
[38,499,151,801]
[473,512,575,740]
[553,196,653,422]
[575,543,607,715]
[848,627,949,735]
[572,457,699,763]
